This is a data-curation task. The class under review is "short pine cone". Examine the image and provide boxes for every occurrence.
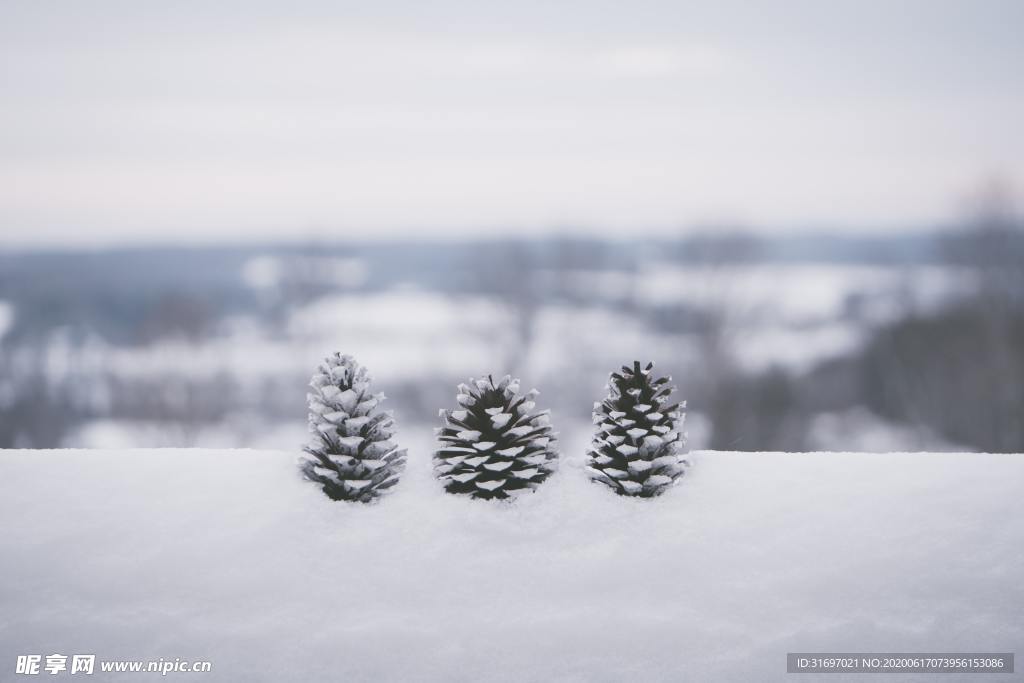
[435,374,558,499]
[587,361,687,497]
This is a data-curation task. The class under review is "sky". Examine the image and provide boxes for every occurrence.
[1,0,1022,246]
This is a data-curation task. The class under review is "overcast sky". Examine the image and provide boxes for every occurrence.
[1,0,1022,246]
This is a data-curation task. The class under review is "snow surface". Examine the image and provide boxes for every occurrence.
[1,446,1022,682]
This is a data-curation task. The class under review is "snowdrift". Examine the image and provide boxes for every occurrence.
[1,447,1022,681]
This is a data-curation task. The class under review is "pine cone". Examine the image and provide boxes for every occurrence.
[586,361,687,497]
[301,353,407,502]
[435,374,558,499]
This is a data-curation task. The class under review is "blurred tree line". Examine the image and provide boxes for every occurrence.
[1,197,1022,452]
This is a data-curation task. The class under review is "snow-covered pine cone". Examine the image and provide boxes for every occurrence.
[301,353,407,502]
[586,361,687,497]
[435,374,558,500]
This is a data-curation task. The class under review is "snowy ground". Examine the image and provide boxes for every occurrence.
[1,446,1022,681]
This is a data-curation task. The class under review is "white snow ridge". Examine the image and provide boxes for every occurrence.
[0,448,1022,681]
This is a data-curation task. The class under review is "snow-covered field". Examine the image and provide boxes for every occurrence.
[3,260,978,452]
[2,446,1021,681]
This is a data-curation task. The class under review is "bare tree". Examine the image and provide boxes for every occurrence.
[864,179,1024,451]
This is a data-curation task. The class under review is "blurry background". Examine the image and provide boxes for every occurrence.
[1,0,1022,452]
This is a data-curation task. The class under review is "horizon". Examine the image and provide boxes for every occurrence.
[0,224,951,255]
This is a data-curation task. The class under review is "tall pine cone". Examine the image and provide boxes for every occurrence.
[586,361,687,497]
[435,375,558,499]
[301,353,407,502]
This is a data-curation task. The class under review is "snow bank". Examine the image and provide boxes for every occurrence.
[1,447,1021,681]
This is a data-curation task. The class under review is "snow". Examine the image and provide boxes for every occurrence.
[732,321,864,374]
[632,264,970,325]
[39,290,505,390]
[16,263,978,452]
[242,255,369,290]
[807,407,967,452]
[1,446,1021,681]
[240,255,283,289]
[550,265,974,374]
